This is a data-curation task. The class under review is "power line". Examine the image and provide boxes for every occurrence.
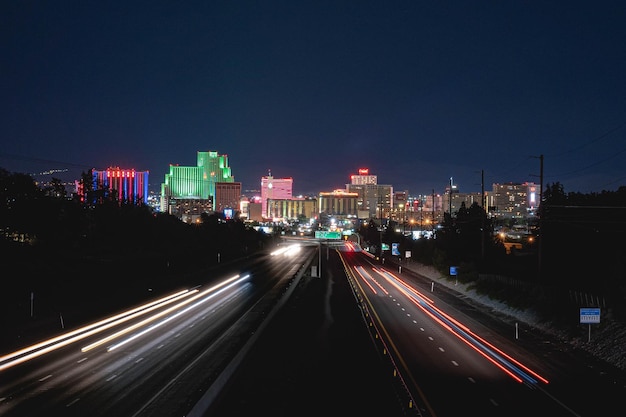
[546,121,626,159]
[0,153,93,171]
[545,146,626,179]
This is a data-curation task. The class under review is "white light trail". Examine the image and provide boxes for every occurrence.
[0,274,249,371]
[0,289,195,371]
[106,274,249,352]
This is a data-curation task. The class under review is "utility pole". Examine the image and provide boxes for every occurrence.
[538,154,543,281]
[481,169,486,211]
[481,169,485,261]
[539,155,543,208]
[448,177,453,215]
[432,188,435,228]
[531,154,544,281]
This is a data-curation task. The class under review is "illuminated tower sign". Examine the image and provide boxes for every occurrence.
[350,168,377,185]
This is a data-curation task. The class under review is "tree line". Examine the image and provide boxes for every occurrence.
[0,167,272,322]
[2,166,625,325]
[358,182,626,324]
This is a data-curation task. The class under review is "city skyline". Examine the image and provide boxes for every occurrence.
[2,1,625,196]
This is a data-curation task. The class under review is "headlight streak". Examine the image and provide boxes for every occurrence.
[83,274,247,352]
[270,244,301,256]
[0,290,197,371]
[284,245,301,256]
[0,275,248,372]
[270,247,288,256]
[375,267,549,385]
[105,275,249,352]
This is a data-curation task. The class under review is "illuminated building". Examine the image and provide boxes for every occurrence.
[346,168,393,221]
[266,197,317,221]
[246,196,263,222]
[491,182,538,218]
[160,151,235,216]
[318,190,359,217]
[92,167,149,205]
[171,199,213,224]
[260,171,293,219]
[349,168,377,185]
[215,181,242,213]
[392,190,408,222]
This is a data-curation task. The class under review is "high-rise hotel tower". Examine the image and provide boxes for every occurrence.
[160,151,239,216]
[261,171,293,219]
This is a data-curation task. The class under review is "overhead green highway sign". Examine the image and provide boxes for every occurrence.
[315,231,342,239]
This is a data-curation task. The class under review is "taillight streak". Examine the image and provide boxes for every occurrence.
[374,267,549,385]
[353,265,388,295]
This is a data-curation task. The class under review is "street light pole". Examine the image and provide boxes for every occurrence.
[318,240,322,278]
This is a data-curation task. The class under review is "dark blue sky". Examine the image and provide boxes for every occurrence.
[2,1,625,196]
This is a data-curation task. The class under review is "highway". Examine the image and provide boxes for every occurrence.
[0,242,317,417]
[339,247,626,417]
[3,238,625,416]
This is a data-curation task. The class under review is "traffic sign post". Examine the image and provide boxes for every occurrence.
[450,266,458,285]
[392,242,400,256]
[580,308,601,342]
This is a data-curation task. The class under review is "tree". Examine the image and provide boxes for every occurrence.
[0,169,43,236]
[358,218,382,254]
[543,182,567,205]
[49,177,67,198]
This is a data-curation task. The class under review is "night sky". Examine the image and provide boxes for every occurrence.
[2,1,625,196]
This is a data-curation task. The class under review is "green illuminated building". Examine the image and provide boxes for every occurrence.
[160,151,234,214]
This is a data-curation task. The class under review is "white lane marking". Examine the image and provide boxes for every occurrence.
[66,398,80,407]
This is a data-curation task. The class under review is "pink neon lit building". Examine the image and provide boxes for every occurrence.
[261,172,292,219]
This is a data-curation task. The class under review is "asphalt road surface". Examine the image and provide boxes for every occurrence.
[205,249,412,417]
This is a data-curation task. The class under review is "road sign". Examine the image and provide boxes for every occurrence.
[580,308,601,324]
[450,266,458,276]
[314,231,341,239]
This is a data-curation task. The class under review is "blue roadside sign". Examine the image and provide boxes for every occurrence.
[580,308,601,324]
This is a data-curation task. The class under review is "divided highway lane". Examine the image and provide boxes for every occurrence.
[340,250,623,417]
[0,243,316,417]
